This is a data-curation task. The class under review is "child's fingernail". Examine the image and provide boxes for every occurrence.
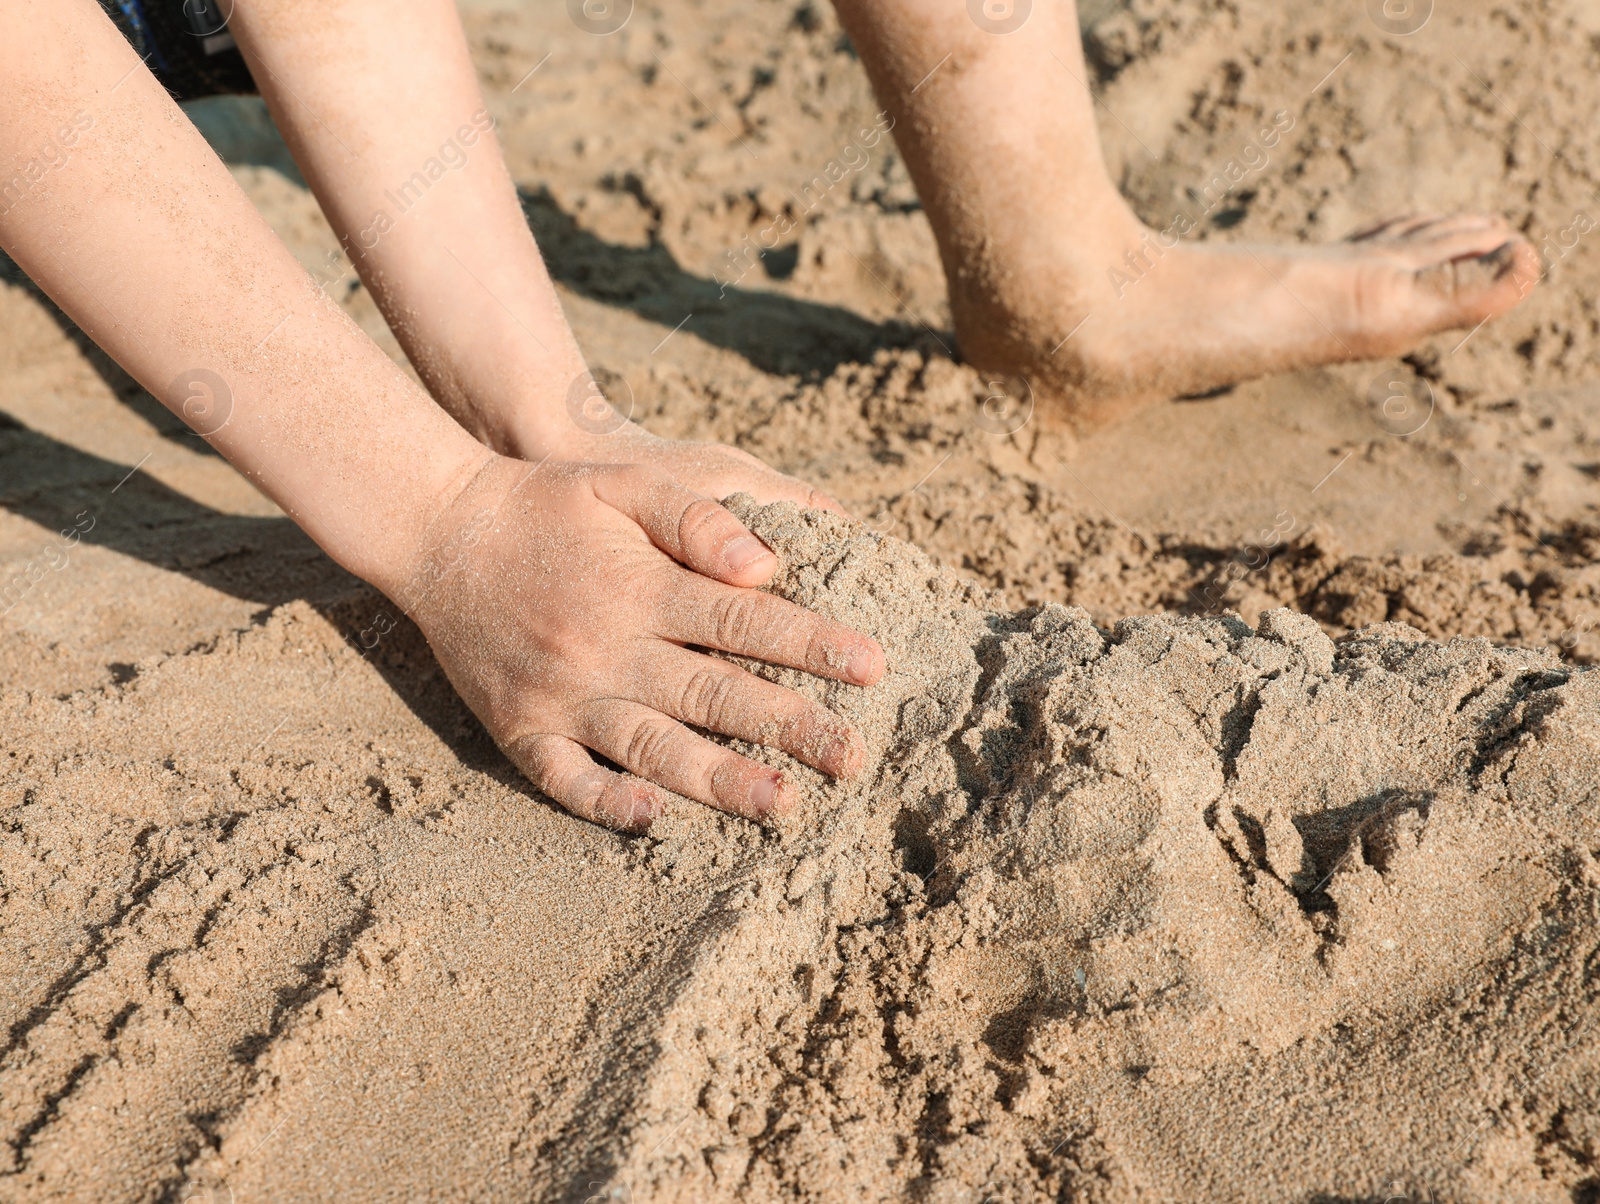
[750,772,787,815]
[724,535,771,572]
[848,643,882,684]
[628,784,665,830]
[832,731,867,778]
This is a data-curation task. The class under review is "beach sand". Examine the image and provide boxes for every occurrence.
[4,0,1600,1199]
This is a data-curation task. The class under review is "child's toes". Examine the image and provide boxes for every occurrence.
[1413,237,1540,326]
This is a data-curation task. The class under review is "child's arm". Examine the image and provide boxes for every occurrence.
[0,0,884,829]
[225,0,832,506]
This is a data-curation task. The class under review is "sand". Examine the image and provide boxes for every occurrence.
[4,0,1600,1199]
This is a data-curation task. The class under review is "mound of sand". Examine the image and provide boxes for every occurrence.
[565,500,1600,1203]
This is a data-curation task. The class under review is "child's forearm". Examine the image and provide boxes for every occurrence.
[226,0,583,458]
[0,0,493,596]
[222,0,853,513]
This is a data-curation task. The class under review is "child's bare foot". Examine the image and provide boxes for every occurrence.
[831,0,1540,430]
[951,209,1540,429]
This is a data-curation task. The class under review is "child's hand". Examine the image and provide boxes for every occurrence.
[547,420,849,516]
[1,0,880,838]
[399,456,885,832]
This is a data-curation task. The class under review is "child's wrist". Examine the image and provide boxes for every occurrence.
[377,448,534,620]
[331,435,501,608]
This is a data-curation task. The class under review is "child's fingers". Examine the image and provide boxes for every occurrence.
[629,646,867,779]
[578,701,794,822]
[504,731,667,833]
[790,481,851,517]
[659,575,886,687]
[736,467,851,517]
[592,465,778,588]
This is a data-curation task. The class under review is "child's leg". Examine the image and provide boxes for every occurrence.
[832,0,1539,427]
